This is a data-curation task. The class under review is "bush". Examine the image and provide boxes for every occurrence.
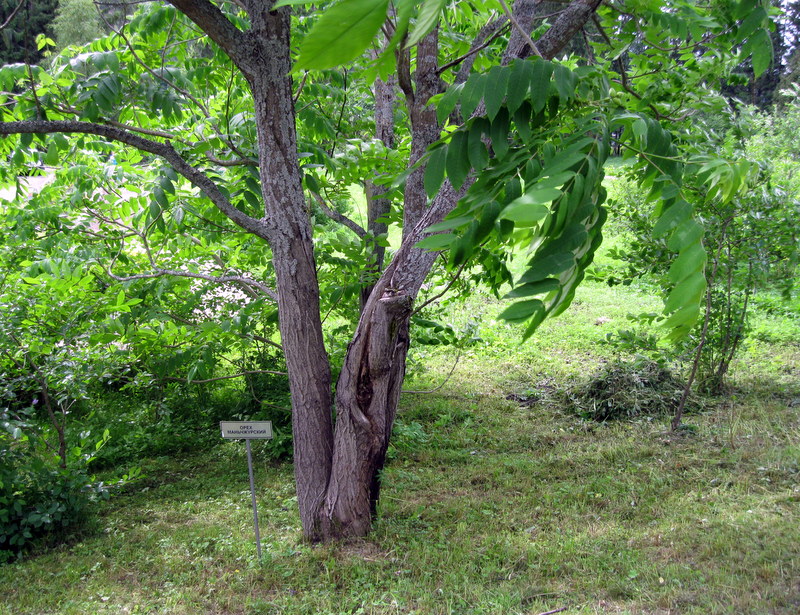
[0,409,109,560]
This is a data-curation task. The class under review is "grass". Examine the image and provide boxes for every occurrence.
[2,280,799,614]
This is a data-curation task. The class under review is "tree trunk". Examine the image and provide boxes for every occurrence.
[360,66,396,310]
[241,0,602,542]
[313,180,462,539]
[246,7,334,537]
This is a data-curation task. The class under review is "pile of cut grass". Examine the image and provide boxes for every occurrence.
[560,359,690,422]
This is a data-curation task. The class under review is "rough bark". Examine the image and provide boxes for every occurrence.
[245,6,334,537]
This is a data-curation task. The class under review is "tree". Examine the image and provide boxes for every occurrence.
[51,0,105,50]
[0,0,774,541]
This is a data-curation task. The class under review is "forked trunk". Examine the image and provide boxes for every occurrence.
[316,285,412,539]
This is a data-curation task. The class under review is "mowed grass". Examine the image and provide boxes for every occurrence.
[2,281,799,615]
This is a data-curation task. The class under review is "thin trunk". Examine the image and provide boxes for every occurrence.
[361,68,396,310]
[673,219,732,429]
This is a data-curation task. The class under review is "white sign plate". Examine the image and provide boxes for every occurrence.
[220,421,273,439]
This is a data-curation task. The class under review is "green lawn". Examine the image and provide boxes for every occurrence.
[2,281,798,614]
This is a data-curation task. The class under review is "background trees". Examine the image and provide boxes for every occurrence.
[0,0,786,545]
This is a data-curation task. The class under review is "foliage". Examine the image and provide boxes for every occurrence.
[0,407,110,559]
[0,0,786,539]
[0,284,798,610]
[603,102,800,394]
[0,0,58,65]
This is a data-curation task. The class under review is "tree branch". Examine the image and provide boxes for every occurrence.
[163,369,288,384]
[103,267,278,301]
[0,0,24,32]
[498,0,542,57]
[310,191,367,238]
[535,0,603,60]
[167,0,254,77]
[440,18,510,77]
[0,120,269,240]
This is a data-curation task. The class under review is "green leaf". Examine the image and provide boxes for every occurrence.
[436,82,464,124]
[498,298,545,322]
[467,121,489,170]
[529,59,553,113]
[484,65,509,121]
[460,73,486,118]
[668,243,706,284]
[426,214,474,232]
[43,142,59,166]
[501,199,549,227]
[663,304,700,340]
[415,233,455,250]
[653,200,692,238]
[750,29,773,78]
[667,218,703,252]
[519,252,575,283]
[294,0,390,71]
[664,271,705,314]
[406,0,447,48]
[737,6,767,39]
[506,60,533,115]
[490,108,510,159]
[424,146,447,197]
[552,64,577,102]
[504,278,560,299]
[446,131,470,191]
[273,0,318,6]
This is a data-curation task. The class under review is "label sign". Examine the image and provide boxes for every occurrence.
[220,421,273,440]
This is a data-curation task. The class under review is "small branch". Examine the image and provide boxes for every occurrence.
[104,267,278,300]
[204,153,258,166]
[310,191,367,238]
[438,20,511,74]
[412,260,468,315]
[104,119,194,144]
[25,63,44,120]
[293,71,309,104]
[0,0,24,31]
[402,350,461,394]
[497,0,542,57]
[163,369,288,384]
[537,608,568,615]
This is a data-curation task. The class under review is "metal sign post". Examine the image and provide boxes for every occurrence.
[220,421,273,560]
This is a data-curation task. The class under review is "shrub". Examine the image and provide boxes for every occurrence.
[0,409,109,560]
